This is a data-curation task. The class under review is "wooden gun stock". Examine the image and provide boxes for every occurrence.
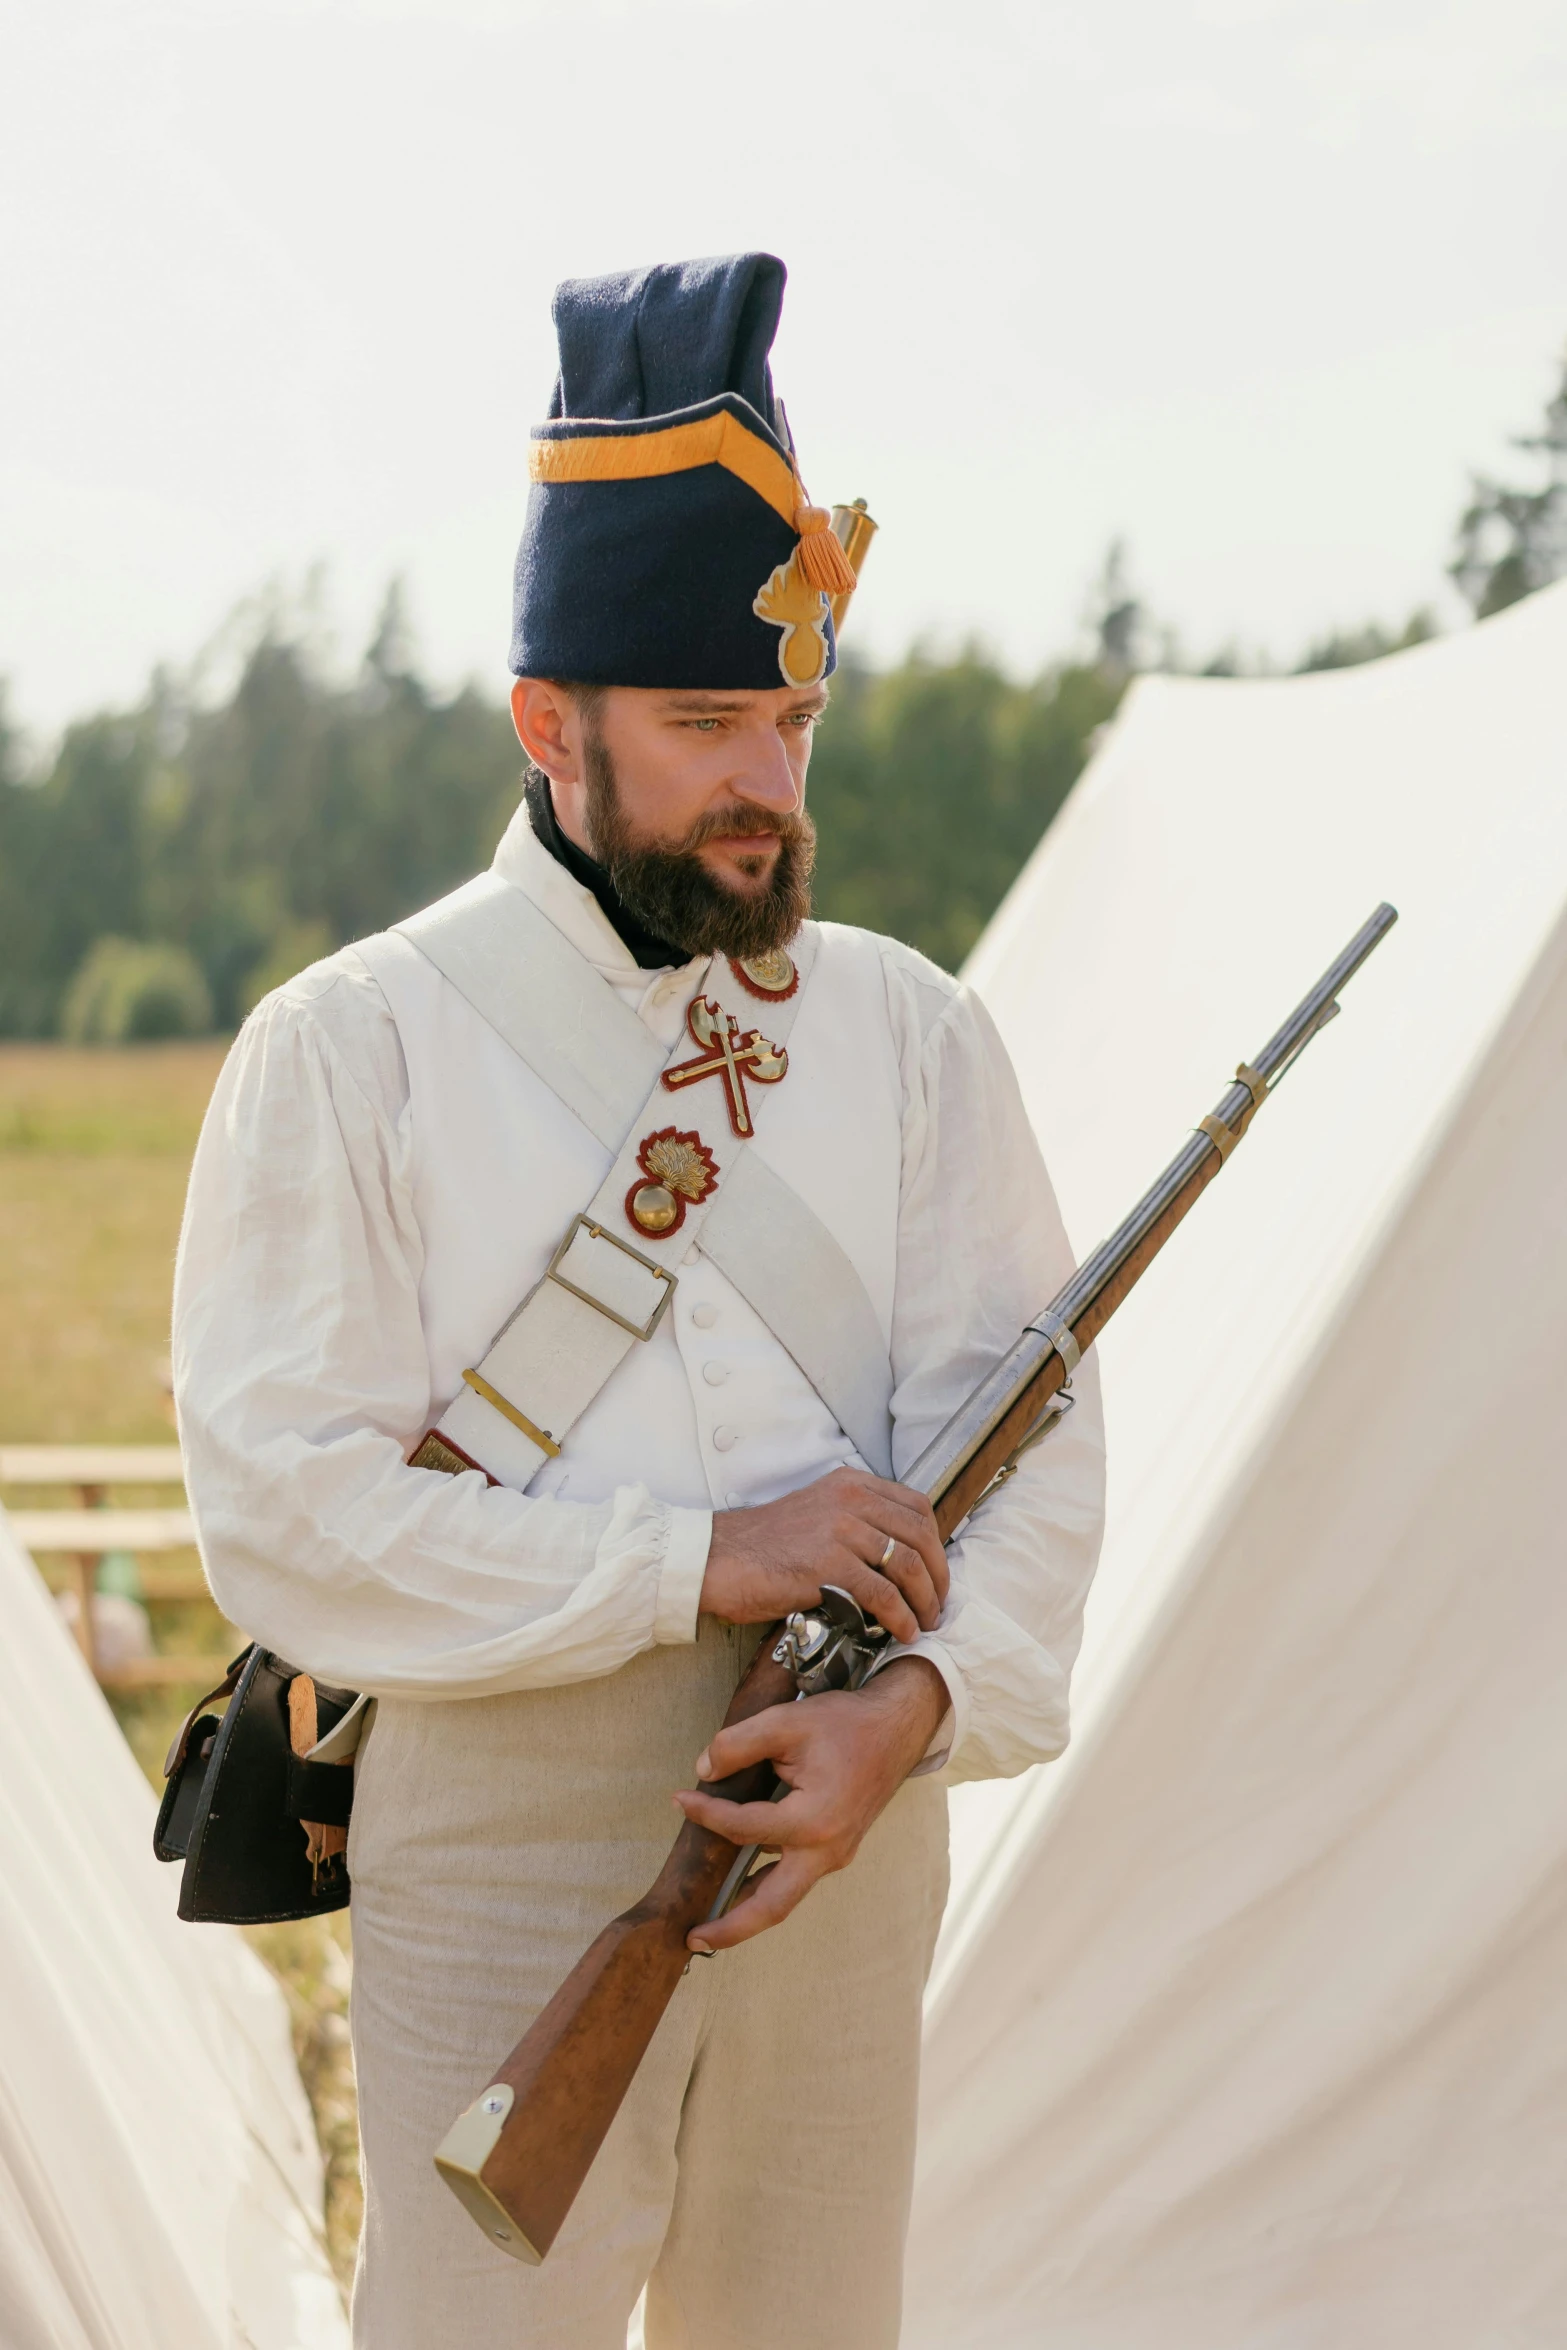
[435,902,1399,2263]
[433,1644,797,2261]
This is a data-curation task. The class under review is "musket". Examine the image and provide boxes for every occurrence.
[433,903,1399,2264]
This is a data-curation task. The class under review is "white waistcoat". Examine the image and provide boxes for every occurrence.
[360,868,903,1518]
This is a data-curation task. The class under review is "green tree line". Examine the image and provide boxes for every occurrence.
[1,349,1560,1042]
[0,617,1127,1038]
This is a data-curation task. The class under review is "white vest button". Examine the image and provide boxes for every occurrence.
[712,1426,738,1452]
[725,1491,744,1508]
[691,1303,718,1329]
[702,1361,728,1386]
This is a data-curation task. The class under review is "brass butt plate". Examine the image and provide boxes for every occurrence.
[434,2159,542,2265]
[433,2084,543,2265]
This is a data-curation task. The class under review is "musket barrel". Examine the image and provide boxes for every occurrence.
[1067,900,1398,1314]
[907,903,1399,1514]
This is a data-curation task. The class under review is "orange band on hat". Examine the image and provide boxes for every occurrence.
[528,408,799,530]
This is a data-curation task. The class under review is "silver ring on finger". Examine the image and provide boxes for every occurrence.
[878,1534,897,1570]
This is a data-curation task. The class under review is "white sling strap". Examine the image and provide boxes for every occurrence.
[394,871,665,1153]
[364,874,894,1482]
[703,1152,895,1474]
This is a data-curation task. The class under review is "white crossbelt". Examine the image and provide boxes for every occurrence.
[356,873,895,1485]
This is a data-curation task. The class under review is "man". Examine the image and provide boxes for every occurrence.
[173,251,1105,2349]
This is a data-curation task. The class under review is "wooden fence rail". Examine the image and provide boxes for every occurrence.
[0,1445,227,1690]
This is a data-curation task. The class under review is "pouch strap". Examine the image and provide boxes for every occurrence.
[163,1647,250,1780]
[284,1755,356,1827]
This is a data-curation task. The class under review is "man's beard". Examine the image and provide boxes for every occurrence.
[581,729,816,961]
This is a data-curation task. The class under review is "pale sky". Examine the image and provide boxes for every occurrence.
[2,0,1564,741]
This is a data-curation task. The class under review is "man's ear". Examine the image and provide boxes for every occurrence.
[511,678,579,783]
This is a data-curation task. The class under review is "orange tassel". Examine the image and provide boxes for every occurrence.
[792,502,859,597]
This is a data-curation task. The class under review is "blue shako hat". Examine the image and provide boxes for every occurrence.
[510,252,856,691]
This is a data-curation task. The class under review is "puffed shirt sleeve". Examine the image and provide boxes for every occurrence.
[171,961,712,1700]
[880,950,1107,1785]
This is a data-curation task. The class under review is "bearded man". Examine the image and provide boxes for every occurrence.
[173,252,1105,2350]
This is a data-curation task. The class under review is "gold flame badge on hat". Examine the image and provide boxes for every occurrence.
[753,490,859,686]
[754,552,831,685]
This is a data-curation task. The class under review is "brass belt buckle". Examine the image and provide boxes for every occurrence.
[545,1215,678,1342]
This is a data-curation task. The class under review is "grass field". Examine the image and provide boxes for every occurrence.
[0,1040,362,2289]
[0,1040,223,1441]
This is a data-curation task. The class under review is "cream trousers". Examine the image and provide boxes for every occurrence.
[347,1620,949,2350]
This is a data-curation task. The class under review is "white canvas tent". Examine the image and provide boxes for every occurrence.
[0,1509,349,2350]
[906,580,1567,2346]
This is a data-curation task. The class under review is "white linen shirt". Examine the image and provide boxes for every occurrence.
[172,804,1105,1784]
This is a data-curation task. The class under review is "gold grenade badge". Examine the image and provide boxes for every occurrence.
[626,1127,720,1237]
[752,550,830,686]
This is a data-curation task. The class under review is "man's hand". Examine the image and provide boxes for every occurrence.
[700,1466,949,1645]
[673,1656,948,1953]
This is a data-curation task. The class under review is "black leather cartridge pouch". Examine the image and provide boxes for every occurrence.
[154,1645,361,1923]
